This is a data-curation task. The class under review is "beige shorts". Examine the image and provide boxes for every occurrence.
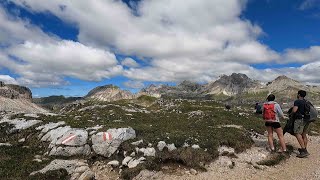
[294,119,311,134]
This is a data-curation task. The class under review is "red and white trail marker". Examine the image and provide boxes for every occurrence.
[103,132,113,141]
[62,134,76,144]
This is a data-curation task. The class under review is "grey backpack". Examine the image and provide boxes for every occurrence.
[304,100,318,122]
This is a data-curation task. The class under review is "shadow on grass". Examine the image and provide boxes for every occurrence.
[257,145,294,166]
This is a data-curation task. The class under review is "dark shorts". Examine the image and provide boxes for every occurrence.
[265,122,281,129]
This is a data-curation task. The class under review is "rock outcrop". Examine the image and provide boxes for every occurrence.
[138,81,204,99]
[266,75,303,93]
[0,81,46,113]
[204,73,264,96]
[0,81,32,100]
[92,128,136,157]
[85,85,134,102]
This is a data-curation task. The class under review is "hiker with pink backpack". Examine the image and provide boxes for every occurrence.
[262,94,287,153]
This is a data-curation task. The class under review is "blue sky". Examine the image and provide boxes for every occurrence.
[0,0,320,97]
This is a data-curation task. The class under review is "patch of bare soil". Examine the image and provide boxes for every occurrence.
[133,134,320,180]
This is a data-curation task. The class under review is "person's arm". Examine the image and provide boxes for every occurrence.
[292,106,298,113]
[275,104,285,119]
[292,100,299,113]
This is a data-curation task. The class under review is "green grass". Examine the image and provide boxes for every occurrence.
[1,98,271,179]
[0,123,53,180]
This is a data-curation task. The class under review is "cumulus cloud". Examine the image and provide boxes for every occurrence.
[0,75,18,84]
[3,0,320,86]
[0,5,122,87]
[1,41,123,86]
[123,80,144,89]
[0,7,54,45]
[10,0,276,61]
[121,58,139,68]
[282,46,320,64]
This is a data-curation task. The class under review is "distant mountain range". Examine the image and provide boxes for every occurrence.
[1,73,320,112]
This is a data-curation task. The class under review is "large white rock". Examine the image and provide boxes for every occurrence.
[0,118,42,133]
[49,145,91,156]
[30,159,88,175]
[41,126,72,143]
[55,129,88,146]
[92,127,136,157]
[36,121,66,137]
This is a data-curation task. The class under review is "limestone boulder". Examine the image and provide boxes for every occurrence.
[92,127,136,157]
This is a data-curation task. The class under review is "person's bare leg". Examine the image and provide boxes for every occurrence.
[275,128,286,152]
[295,134,306,149]
[266,126,274,150]
[302,133,308,148]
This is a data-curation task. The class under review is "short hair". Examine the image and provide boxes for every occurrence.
[267,94,275,101]
[298,90,307,97]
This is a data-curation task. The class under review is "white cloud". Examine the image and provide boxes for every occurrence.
[4,0,320,86]
[1,41,123,86]
[282,46,320,63]
[0,7,55,45]
[121,58,139,68]
[299,0,320,10]
[10,0,276,62]
[0,5,122,87]
[123,80,144,89]
[0,75,18,84]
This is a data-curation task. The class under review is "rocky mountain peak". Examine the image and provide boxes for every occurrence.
[267,75,302,92]
[85,84,133,102]
[204,73,263,96]
[219,73,253,85]
[177,80,202,92]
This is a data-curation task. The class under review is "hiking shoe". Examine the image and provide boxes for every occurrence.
[297,148,310,156]
[297,149,309,158]
[305,149,310,156]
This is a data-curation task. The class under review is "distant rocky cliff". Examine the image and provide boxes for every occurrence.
[138,81,205,99]
[85,85,134,102]
[0,81,32,100]
[203,73,265,96]
[0,81,46,113]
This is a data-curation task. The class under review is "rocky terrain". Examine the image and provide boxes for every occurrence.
[1,74,320,180]
[0,81,46,113]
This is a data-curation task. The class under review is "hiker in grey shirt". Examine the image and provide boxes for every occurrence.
[262,94,287,153]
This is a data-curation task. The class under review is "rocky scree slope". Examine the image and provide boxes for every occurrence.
[0,81,46,113]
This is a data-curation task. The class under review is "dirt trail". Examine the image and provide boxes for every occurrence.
[149,134,320,180]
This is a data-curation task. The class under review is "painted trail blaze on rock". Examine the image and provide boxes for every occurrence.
[62,134,76,145]
[92,127,136,157]
[55,129,88,146]
[103,132,113,141]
